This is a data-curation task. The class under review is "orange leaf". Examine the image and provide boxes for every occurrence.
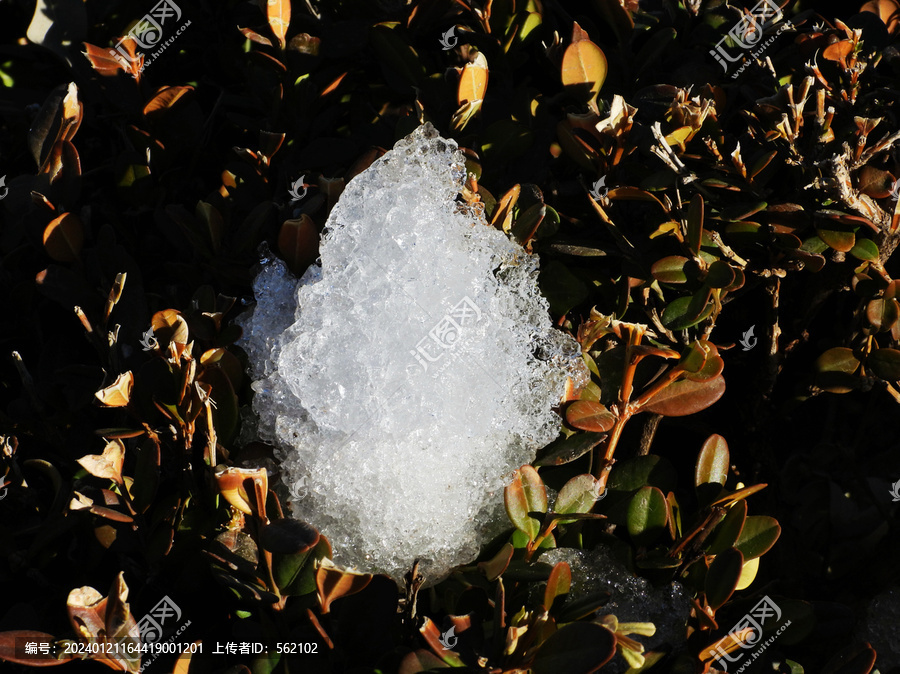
[82,42,127,76]
[457,52,488,106]
[215,466,268,517]
[822,40,853,63]
[566,401,616,432]
[315,558,372,614]
[151,309,189,348]
[77,439,125,484]
[43,213,84,262]
[143,85,194,118]
[95,372,134,408]
[561,39,608,104]
[321,72,348,96]
[266,0,291,49]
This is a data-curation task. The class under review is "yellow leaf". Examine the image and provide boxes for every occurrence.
[95,371,134,407]
[458,52,489,106]
[735,556,759,591]
[77,440,125,484]
[561,39,608,105]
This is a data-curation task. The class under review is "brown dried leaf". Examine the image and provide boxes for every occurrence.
[95,372,134,408]
[215,466,268,517]
[78,440,125,484]
[316,558,373,614]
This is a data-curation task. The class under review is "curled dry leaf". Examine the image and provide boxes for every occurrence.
[95,371,134,407]
[77,440,125,484]
[151,309,190,349]
[315,557,373,614]
[215,466,268,517]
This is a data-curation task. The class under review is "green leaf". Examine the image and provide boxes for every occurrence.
[555,474,603,524]
[705,547,744,611]
[687,193,704,256]
[607,455,677,494]
[866,298,900,332]
[706,500,747,555]
[705,260,736,289]
[505,466,546,540]
[262,522,328,596]
[849,238,879,261]
[695,434,730,502]
[370,23,425,88]
[661,295,714,330]
[531,623,616,674]
[555,591,612,623]
[535,431,607,467]
[734,516,781,560]
[540,260,589,316]
[815,223,855,252]
[641,375,726,416]
[627,486,668,547]
[816,347,860,374]
[868,348,900,381]
[480,120,534,165]
[650,256,690,284]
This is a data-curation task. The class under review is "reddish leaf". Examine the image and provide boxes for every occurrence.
[544,561,572,610]
[642,374,726,417]
[82,42,127,76]
[566,401,616,432]
[238,26,273,47]
[143,85,194,118]
[822,40,853,63]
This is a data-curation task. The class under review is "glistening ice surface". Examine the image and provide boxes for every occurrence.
[239,124,587,582]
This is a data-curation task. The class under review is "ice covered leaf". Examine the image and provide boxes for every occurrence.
[239,124,587,582]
